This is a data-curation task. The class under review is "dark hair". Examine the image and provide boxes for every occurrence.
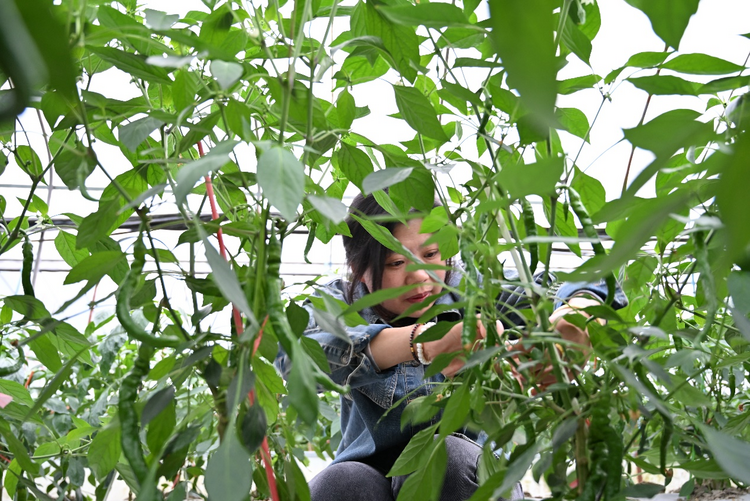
[342,192,449,318]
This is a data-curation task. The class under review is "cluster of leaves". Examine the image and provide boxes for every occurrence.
[0,0,749,500]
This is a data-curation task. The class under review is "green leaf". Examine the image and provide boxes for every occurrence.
[308,195,347,225]
[362,167,414,194]
[489,0,557,133]
[257,147,305,221]
[205,431,253,501]
[662,53,744,75]
[393,86,448,142]
[24,346,87,421]
[496,156,563,200]
[54,141,96,190]
[28,334,62,372]
[359,1,420,82]
[334,143,374,191]
[211,60,243,89]
[88,423,121,480]
[63,250,125,285]
[628,75,700,95]
[622,109,711,157]
[699,425,750,484]
[717,133,750,261]
[0,418,39,476]
[174,140,238,205]
[288,345,319,427]
[389,424,439,476]
[624,0,700,49]
[351,214,412,257]
[396,438,447,501]
[571,167,606,216]
[240,402,267,454]
[556,107,590,142]
[16,146,43,178]
[562,17,591,65]
[558,74,601,95]
[4,459,21,498]
[200,232,256,324]
[3,295,50,320]
[337,89,356,130]
[439,383,470,435]
[390,165,435,213]
[87,47,172,84]
[141,386,175,426]
[496,442,539,497]
[728,271,750,317]
[172,70,198,114]
[376,3,471,28]
[144,9,179,30]
[119,117,165,152]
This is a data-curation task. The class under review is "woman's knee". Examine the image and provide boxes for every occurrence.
[310,461,393,501]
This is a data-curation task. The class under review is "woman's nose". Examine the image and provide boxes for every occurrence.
[406,266,429,284]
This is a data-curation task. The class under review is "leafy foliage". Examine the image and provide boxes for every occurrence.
[1,0,749,499]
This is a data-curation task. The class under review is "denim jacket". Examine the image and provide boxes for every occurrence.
[276,271,627,468]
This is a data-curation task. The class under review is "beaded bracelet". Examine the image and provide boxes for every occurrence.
[409,324,421,363]
[415,322,436,365]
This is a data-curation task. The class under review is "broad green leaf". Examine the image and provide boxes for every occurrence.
[622,109,711,157]
[24,346,87,421]
[393,86,448,142]
[396,438,447,501]
[344,285,419,316]
[628,75,700,95]
[334,143,374,191]
[496,156,563,200]
[15,0,78,101]
[359,1,420,82]
[0,417,39,476]
[624,0,700,50]
[390,165,435,213]
[256,147,305,221]
[376,3,471,28]
[728,271,750,317]
[174,140,238,204]
[3,295,50,320]
[211,60,243,89]
[205,432,253,501]
[54,141,96,191]
[173,70,198,114]
[240,402,267,454]
[605,51,672,84]
[28,334,62,372]
[119,117,165,152]
[141,386,175,426]
[556,107,590,141]
[558,74,601,94]
[337,89,356,130]
[662,53,744,75]
[351,214,412,257]
[0,380,33,408]
[4,459,21,498]
[562,17,591,64]
[496,442,539,497]
[201,232,256,325]
[699,425,750,484]
[16,146,43,178]
[571,167,606,216]
[88,423,121,480]
[87,47,172,84]
[701,75,750,94]
[63,250,125,285]
[439,383,470,435]
[288,345,318,426]
[717,133,750,261]
[362,167,414,194]
[308,195,347,224]
[489,0,557,133]
[144,9,179,30]
[54,231,89,267]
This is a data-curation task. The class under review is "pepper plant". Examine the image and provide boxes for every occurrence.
[1,0,750,500]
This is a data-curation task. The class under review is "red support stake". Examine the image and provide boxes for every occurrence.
[197,142,280,501]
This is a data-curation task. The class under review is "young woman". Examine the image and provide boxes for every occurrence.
[279,193,627,501]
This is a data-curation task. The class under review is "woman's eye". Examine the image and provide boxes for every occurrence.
[387,260,405,267]
[424,250,440,259]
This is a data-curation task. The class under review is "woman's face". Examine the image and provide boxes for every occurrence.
[363,218,447,318]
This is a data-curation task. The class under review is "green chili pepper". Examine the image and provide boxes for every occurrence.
[729,370,736,399]
[659,416,673,477]
[521,198,538,274]
[119,342,154,485]
[0,345,25,376]
[266,223,296,347]
[567,187,616,305]
[21,235,34,297]
[115,235,180,348]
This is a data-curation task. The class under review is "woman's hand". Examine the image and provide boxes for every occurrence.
[423,316,503,378]
[506,296,602,392]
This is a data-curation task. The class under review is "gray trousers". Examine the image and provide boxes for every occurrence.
[309,435,524,501]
